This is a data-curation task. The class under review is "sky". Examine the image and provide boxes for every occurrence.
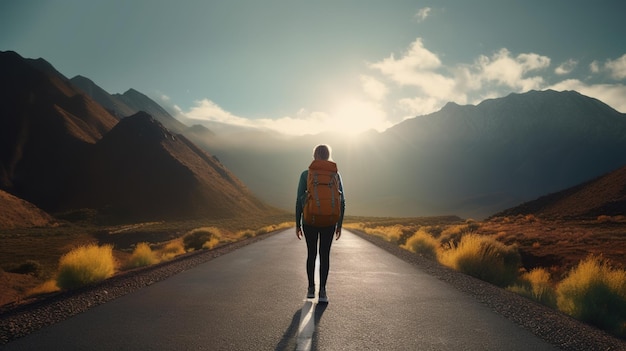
[2,0,626,136]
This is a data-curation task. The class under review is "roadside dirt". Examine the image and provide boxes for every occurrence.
[0,272,40,308]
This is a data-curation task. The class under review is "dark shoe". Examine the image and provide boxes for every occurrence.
[307,286,315,299]
[318,288,328,303]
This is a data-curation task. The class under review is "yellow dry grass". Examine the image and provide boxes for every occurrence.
[126,242,160,268]
[56,244,116,290]
[557,255,626,336]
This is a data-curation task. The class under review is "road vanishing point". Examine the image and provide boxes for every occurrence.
[3,230,562,350]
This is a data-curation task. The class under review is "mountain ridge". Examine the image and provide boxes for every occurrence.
[199,89,626,219]
[3,50,626,223]
[70,76,187,133]
[0,51,274,224]
[493,164,626,219]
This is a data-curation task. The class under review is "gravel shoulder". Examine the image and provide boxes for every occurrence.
[1,229,625,350]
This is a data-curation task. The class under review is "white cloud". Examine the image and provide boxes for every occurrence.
[370,43,554,118]
[476,49,549,90]
[549,79,626,112]
[605,53,626,80]
[175,40,626,137]
[360,75,388,101]
[186,99,252,127]
[590,60,600,73]
[398,96,443,117]
[368,38,458,101]
[180,98,392,136]
[555,59,577,75]
[369,38,442,84]
[415,7,431,22]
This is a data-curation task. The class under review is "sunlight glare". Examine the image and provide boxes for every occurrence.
[329,98,391,137]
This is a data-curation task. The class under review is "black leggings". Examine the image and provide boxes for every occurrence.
[303,224,335,289]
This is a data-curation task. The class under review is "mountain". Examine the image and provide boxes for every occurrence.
[0,189,56,229]
[69,75,136,119]
[66,112,271,221]
[493,164,626,219]
[196,90,626,219]
[364,89,626,218]
[70,76,187,133]
[0,51,274,223]
[5,50,625,220]
[0,50,118,210]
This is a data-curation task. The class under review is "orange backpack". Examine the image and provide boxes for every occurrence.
[303,160,342,227]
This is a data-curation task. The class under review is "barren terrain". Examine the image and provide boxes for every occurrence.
[479,215,626,280]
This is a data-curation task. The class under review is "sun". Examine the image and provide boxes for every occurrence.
[329,97,391,137]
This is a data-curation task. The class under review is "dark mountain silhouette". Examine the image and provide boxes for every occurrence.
[359,89,626,218]
[67,112,271,220]
[493,164,626,219]
[0,51,274,223]
[0,50,118,210]
[70,76,187,133]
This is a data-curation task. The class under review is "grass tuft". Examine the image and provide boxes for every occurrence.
[401,228,439,259]
[56,244,116,290]
[507,268,556,307]
[126,242,159,268]
[438,221,479,244]
[556,255,626,336]
[183,227,222,251]
[158,240,186,261]
[439,234,520,287]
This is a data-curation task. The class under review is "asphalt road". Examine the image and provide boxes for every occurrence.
[3,229,558,350]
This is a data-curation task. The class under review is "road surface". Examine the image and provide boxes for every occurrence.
[3,229,558,350]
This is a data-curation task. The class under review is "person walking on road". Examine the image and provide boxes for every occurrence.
[296,144,345,303]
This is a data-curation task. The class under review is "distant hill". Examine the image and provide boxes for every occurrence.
[0,189,56,229]
[69,75,136,119]
[67,112,271,220]
[0,51,274,223]
[492,164,626,219]
[70,76,187,133]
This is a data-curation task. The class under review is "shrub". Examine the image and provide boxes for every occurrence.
[158,240,186,261]
[507,268,556,307]
[438,222,479,244]
[439,234,520,287]
[126,242,159,268]
[183,227,222,251]
[56,244,116,290]
[556,256,626,336]
[401,228,439,259]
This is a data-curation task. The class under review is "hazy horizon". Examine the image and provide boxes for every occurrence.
[2,1,626,137]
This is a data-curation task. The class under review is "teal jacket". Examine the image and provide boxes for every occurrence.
[296,169,345,229]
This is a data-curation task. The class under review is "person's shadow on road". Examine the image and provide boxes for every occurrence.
[275,301,327,351]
